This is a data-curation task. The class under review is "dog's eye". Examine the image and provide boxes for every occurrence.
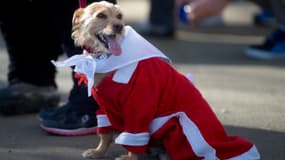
[116,14,122,20]
[97,13,107,19]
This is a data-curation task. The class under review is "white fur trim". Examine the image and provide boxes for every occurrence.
[115,132,150,146]
[150,112,218,159]
[96,114,111,127]
[186,72,194,84]
[112,62,138,83]
[150,112,260,159]
[228,145,260,160]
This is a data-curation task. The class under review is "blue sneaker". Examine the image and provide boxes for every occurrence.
[254,9,276,27]
[245,28,285,59]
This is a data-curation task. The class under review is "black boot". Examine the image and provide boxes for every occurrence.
[39,72,99,136]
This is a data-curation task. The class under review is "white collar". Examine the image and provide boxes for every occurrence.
[112,62,138,83]
[51,26,170,96]
[95,25,170,73]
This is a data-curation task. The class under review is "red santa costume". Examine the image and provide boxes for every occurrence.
[53,26,260,160]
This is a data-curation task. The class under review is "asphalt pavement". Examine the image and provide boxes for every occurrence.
[0,0,285,159]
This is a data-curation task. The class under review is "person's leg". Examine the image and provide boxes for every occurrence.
[249,0,277,26]
[0,2,61,86]
[135,0,175,38]
[269,0,285,27]
[244,0,285,59]
[250,0,271,11]
[39,72,99,136]
[38,0,117,136]
[0,0,61,115]
[150,0,175,34]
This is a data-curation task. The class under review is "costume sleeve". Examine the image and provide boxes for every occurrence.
[91,87,114,134]
[96,108,114,134]
[114,82,160,153]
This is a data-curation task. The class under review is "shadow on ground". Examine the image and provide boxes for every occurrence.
[225,126,285,160]
[0,114,284,160]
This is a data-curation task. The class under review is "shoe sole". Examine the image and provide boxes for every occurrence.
[245,48,285,60]
[40,124,97,136]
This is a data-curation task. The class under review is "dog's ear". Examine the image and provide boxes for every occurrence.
[71,8,84,40]
[114,4,120,9]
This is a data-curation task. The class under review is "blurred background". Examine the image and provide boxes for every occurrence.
[0,0,284,159]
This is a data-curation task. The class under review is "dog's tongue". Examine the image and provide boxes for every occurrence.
[107,37,121,56]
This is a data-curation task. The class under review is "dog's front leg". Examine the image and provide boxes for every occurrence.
[115,152,138,160]
[82,133,113,159]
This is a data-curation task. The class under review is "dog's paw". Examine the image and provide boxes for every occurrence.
[82,149,105,159]
[115,154,137,160]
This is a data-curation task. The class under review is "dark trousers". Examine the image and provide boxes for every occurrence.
[249,0,285,26]
[0,0,80,87]
[149,0,175,30]
[0,0,116,87]
[0,0,116,112]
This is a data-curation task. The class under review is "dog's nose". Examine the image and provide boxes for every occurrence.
[113,24,123,33]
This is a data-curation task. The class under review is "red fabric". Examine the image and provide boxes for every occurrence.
[78,0,87,8]
[95,109,113,134]
[74,73,88,86]
[82,45,94,53]
[93,57,254,158]
[96,126,114,134]
[152,118,201,159]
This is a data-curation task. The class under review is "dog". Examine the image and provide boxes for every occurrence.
[71,1,136,159]
[70,1,260,160]
[72,0,124,57]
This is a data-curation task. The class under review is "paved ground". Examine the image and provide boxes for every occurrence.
[1,0,285,159]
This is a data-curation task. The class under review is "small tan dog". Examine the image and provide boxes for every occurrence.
[70,1,260,160]
[72,1,137,160]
